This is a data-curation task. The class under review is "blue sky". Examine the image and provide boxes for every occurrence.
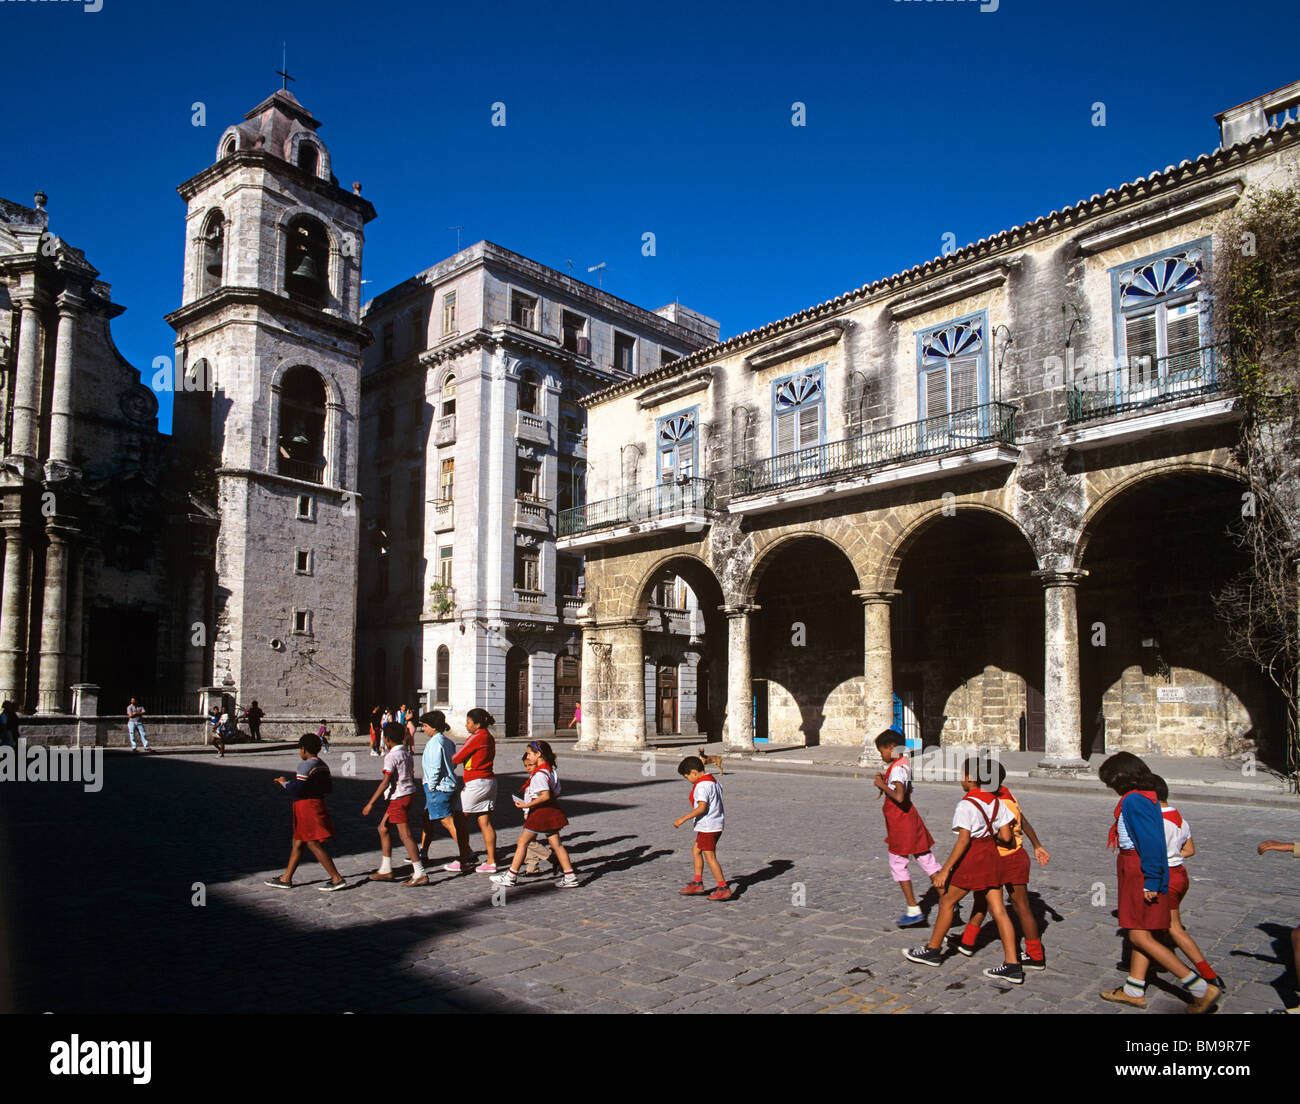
[3,0,1295,433]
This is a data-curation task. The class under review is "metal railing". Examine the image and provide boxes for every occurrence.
[277,458,326,484]
[558,477,715,537]
[733,402,1018,496]
[1066,344,1226,423]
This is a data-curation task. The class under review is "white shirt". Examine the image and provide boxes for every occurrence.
[524,766,560,803]
[127,704,145,720]
[383,745,416,799]
[1162,805,1192,867]
[884,757,912,790]
[951,793,1013,839]
[691,778,724,832]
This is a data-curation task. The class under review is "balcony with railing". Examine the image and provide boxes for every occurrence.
[432,499,454,532]
[1062,343,1236,448]
[557,477,715,548]
[514,495,550,533]
[730,402,1019,513]
[276,458,326,484]
[435,415,456,446]
[516,410,550,446]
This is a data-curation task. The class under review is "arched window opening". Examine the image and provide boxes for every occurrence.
[298,143,320,177]
[518,370,540,414]
[440,375,457,418]
[277,366,327,483]
[285,215,329,308]
[200,211,225,296]
[436,645,450,705]
[222,136,237,158]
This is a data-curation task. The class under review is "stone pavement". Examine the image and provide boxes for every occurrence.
[2,747,1298,1014]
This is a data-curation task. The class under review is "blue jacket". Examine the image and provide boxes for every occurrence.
[1121,791,1170,894]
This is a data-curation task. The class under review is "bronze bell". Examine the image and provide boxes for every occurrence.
[290,252,321,283]
[206,257,223,276]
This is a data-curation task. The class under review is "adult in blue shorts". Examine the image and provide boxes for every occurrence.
[418,711,475,870]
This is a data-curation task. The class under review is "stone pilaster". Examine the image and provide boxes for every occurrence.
[720,603,759,752]
[9,294,47,462]
[1033,568,1089,772]
[48,295,83,469]
[0,523,31,706]
[576,617,646,750]
[854,589,899,766]
[36,528,71,713]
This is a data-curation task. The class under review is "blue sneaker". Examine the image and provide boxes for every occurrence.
[896,911,926,928]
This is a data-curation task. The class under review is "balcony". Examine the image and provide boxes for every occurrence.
[1061,344,1237,449]
[730,402,1019,514]
[515,589,545,609]
[436,415,456,446]
[516,410,550,446]
[560,428,587,457]
[432,499,454,532]
[557,477,715,549]
[276,458,325,484]
[514,495,550,533]
[560,594,585,618]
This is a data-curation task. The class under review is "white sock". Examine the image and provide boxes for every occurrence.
[1123,976,1147,998]
[378,856,392,875]
[411,860,425,878]
[905,905,922,916]
[1180,972,1208,997]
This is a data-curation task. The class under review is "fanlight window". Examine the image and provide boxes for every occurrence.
[773,366,824,455]
[919,319,985,419]
[1116,247,1208,380]
[658,411,696,482]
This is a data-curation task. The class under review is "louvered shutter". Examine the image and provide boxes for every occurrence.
[776,410,797,455]
[923,366,948,419]
[677,442,693,478]
[1125,313,1158,388]
[949,358,978,413]
[798,405,821,448]
[1165,302,1201,372]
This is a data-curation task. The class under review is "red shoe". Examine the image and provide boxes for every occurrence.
[708,886,734,901]
[679,882,709,895]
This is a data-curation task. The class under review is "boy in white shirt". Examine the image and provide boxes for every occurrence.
[674,756,731,901]
[1153,774,1223,991]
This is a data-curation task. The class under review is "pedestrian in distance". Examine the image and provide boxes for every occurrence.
[490,741,579,888]
[363,722,427,885]
[0,700,19,749]
[207,705,226,758]
[316,718,330,753]
[1097,753,1222,1013]
[369,706,382,757]
[674,755,732,901]
[417,710,475,871]
[126,697,152,752]
[246,700,264,742]
[956,758,1050,970]
[1258,837,1300,1012]
[872,728,941,927]
[1152,774,1223,991]
[904,756,1024,985]
[446,708,499,873]
[266,733,347,892]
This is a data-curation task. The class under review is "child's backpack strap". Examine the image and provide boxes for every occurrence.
[962,795,998,836]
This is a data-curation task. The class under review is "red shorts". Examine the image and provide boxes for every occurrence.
[386,794,415,824]
[997,847,1031,887]
[951,836,1000,891]
[694,831,722,853]
[292,798,335,843]
[524,805,569,833]
[1116,849,1172,930]
[1169,864,1189,905]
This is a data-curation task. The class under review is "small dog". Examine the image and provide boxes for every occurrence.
[696,748,725,775]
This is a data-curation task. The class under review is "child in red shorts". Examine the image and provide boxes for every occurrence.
[1098,752,1222,1012]
[363,722,427,886]
[266,733,347,891]
[957,759,1051,969]
[904,756,1023,984]
[673,756,731,901]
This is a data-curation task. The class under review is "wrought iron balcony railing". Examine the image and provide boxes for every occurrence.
[1065,344,1226,424]
[732,402,1018,497]
[558,477,715,537]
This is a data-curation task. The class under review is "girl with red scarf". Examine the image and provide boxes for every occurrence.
[1098,752,1223,1012]
[489,741,579,888]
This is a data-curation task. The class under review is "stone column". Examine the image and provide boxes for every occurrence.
[720,604,758,752]
[64,543,84,688]
[9,295,47,460]
[36,529,71,713]
[854,589,899,766]
[1033,568,1089,772]
[48,295,81,467]
[576,617,645,750]
[0,524,30,706]
[71,683,100,749]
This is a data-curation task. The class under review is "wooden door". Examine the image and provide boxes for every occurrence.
[505,647,529,740]
[555,655,580,730]
[1024,682,1045,753]
[656,663,679,734]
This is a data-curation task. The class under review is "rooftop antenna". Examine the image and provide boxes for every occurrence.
[587,261,607,288]
[276,43,295,91]
[448,225,464,251]
[566,259,574,276]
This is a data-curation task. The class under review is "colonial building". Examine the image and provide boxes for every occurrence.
[357,245,717,738]
[564,81,1300,766]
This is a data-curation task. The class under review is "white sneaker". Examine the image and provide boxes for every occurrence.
[560,872,579,888]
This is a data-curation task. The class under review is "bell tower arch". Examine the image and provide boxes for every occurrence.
[166,87,377,724]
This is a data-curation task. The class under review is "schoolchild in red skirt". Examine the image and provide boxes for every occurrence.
[1152,774,1223,991]
[957,759,1051,969]
[489,741,579,888]
[872,729,941,927]
[266,733,347,891]
[1098,752,1222,1012]
[904,756,1024,984]
[362,722,428,886]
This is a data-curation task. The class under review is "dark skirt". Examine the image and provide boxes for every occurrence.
[997,846,1031,887]
[951,836,1000,891]
[524,804,569,833]
[1116,848,1172,930]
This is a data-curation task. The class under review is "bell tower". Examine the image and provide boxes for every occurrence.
[166,88,377,725]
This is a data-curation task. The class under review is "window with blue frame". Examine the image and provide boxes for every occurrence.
[772,365,824,455]
[916,313,988,421]
[656,408,697,483]
[1111,240,1209,385]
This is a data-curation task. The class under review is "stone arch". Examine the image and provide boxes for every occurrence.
[198,208,226,296]
[267,361,345,486]
[629,550,723,621]
[286,130,331,180]
[746,521,866,602]
[1075,451,1245,564]
[877,498,1039,591]
[276,206,341,309]
[215,127,241,161]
